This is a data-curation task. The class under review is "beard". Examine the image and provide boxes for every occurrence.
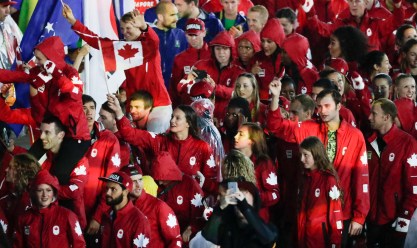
[106,193,124,206]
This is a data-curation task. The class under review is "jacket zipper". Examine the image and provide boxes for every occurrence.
[40,214,44,248]
[176,143,182,165]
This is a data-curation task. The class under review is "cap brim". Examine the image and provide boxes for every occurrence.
[98,177,124,187]
[186,30,203,35]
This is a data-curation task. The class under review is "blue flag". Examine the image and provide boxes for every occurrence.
[10,0,83,135]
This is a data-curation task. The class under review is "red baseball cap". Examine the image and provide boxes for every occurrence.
[99,171,133,191]
[190,79,214,99]
[185,18,205,35]
[120,164,143,177]
[327,58,349,76]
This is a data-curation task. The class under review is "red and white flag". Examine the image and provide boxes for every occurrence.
[100,40,144,72]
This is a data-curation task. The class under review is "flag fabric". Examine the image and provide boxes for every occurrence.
[82,0,125,109]
[10,0,83,135]
[18,0,39,33]
[101,40,144,72]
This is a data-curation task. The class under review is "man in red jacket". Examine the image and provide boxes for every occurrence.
[98,171,151,248]
[267,80,369,247]
[63,4,172,134]
[121,164,183,248]
[170,18,210,107]
[367,98,417,247]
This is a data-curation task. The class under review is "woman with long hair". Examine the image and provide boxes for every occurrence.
[297,137,343,248]
[400,39,417,83]
[232,73,267,125]
[1,153,40,240]
[234,122,279,222]
[107,94,218,195]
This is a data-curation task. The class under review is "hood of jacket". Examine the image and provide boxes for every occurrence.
[236,30,261,53]
[260,18,285,48]
[34,36,67,69]
[282,33,310,70]
[152,151,183,181]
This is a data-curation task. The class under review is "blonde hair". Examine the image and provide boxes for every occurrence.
[232,73,261,121]
[222,149,256,184]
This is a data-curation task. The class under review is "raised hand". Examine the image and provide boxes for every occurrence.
[131,9,147,30]
[62,4,76,25]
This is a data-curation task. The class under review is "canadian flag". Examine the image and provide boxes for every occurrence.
[100,40,144,72]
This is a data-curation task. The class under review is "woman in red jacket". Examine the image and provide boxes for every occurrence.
[297,136,343,248]
[14,170,86,248]
[234,122,279,222]
[232,73,267,126]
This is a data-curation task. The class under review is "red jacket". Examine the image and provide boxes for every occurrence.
[234,30,261,72]
[187,32,245,121]
[367,125,417,231]
[134,191,182,248]
[251,155,280,222]
[117,116,218,195]
[200,0,253,15]
[14,203,86,248]
[40,152,89,228]
[157,175,205,234]
[0,37,90,141]
[84,124,121,217]
[394,98,417,140]
[72,20,171,107]
[267,108,370,224]
[282,33,319,94]
[100,201,151,248]
[297,170,343,248]
[170,43,211,107]
[251,19,286,101]
[306,7,404,51]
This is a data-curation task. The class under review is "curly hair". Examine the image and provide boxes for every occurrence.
[332,26,369,63]
[222,149,256,184]
[11,153,41,195]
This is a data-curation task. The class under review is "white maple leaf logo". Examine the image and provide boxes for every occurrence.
[133,233,149,247]
[111,153,121,167]
[74,165,87,176]
[0,219,7,232]
[266,172,277,186]
[166,213,178,228]
[148,132,156,138]
[206,155,215,168]
[69,184,78,191]
[329,185,341,200]
[71,76,83,85]
[408,153,417,168]
[191,193,203,207]
[360,151,368,166]
[74,221,82,236]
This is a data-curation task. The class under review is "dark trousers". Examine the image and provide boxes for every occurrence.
[367,222,406,248]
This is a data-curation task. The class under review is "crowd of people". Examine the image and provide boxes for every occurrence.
[0,0,417,247]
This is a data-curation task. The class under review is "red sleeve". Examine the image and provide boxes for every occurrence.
[0,98,36,127]
[306,13,339,38]
[131,214,152,248]
[397,139,417,233]
[58,157,89,201]
[72,20,103,49]
[139,25,160,58]
[189,181,205,235]
[116,116,159,151]
[266,108,298,143]
[350,135,370,225]
[327,177,343,247]
[56,69,84,100]
[13,216,24,248]
[200,145,218,195]
[158,203,182,248]
[0,68,32,84]
[66,211,87,248]
[257,159,280,207]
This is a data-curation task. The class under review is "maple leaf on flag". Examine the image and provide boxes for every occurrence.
[191,193,203,207]
[74,165,87,176]
[360,151,368,166]
[74,221,82,236]
[133,233,149,248]
[206,155,215,168]
[118,43,139,61]
[266,172,277,186]
[407,153,417,168]
[166,213,178,228]
[111,153,121,167]
[0,219,7,232]
[329,185,341,200]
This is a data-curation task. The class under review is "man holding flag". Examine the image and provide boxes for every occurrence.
[63,4,172,134]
